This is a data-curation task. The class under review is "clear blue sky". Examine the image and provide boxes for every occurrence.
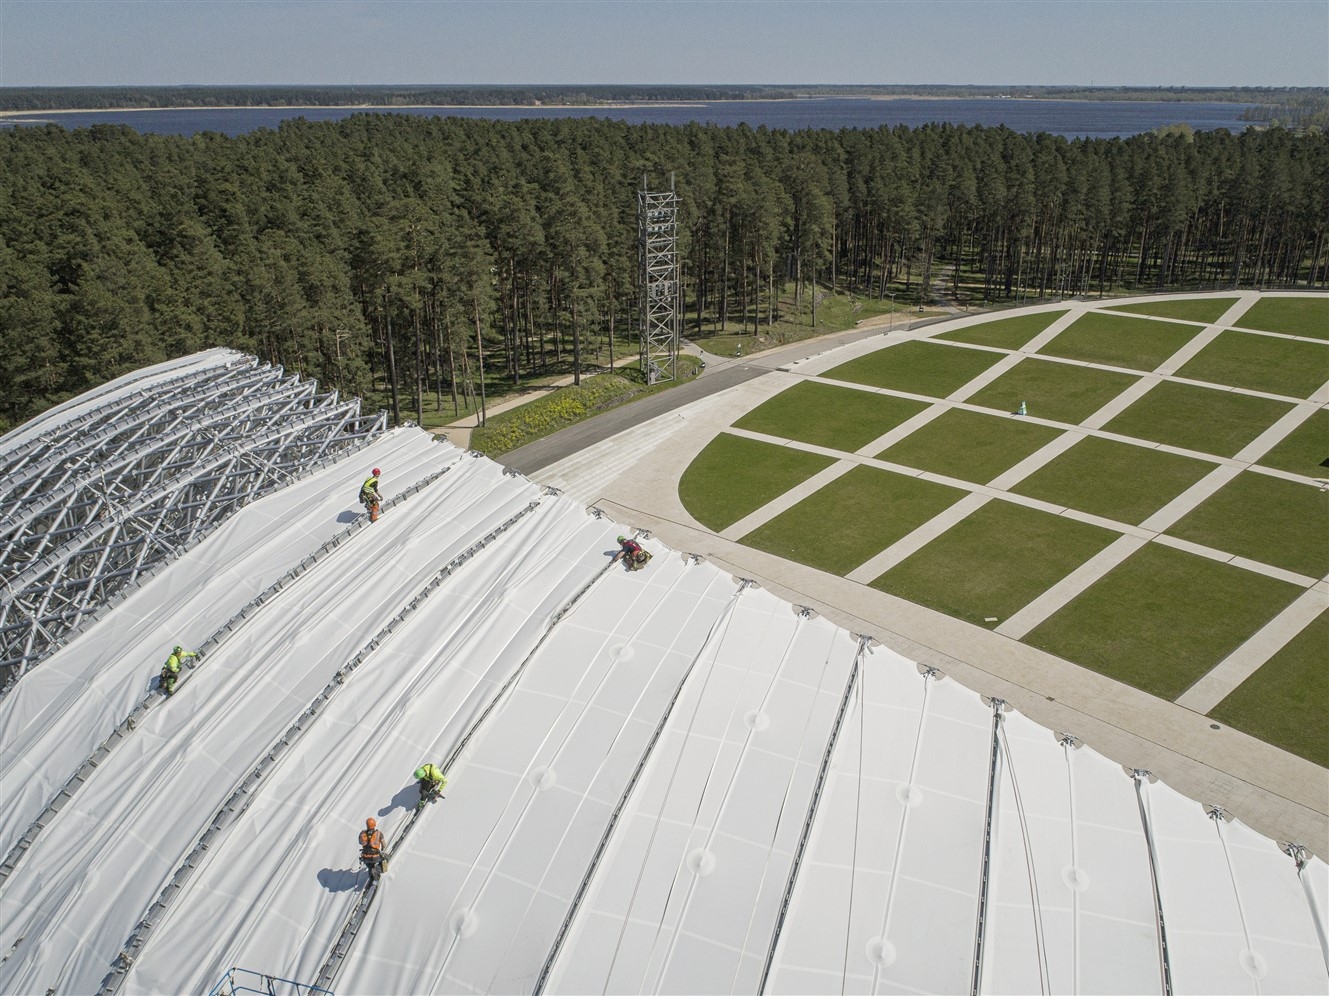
[1,0,1326,88]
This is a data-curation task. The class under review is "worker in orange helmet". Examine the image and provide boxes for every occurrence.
[358,817,386,882]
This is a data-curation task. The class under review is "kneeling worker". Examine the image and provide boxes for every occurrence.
[414,763,447,808]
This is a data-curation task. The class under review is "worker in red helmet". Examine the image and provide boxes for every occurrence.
[359,817,386,882]
[359,468,383,522]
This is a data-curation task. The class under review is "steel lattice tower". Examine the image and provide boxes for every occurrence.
[638,175,680,385]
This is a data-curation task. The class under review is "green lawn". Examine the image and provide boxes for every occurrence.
[935,310,1067,350]
[678,433,836,532]
[1025,543,1302,701]
[1176,331,1329,398]
[872,500,1117,628]
[1105,296,1239,324]
[1166,472,1329,578]
[1233,296,1329,341]
[1210,607,1329,767]
[876,408,1062,484]
[821,341,1004,398]
[733,381,928,452]
[1103,381,1293,458]
[740,465,966,576]
[1039,311,1200,371]
[966,358,1139,425]
[690,283,907,357]
[1257,408,1329,478]
[1010,436,1214,525]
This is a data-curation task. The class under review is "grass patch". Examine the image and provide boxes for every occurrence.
[1210,608,1329,767]
[1176,330,1329,398]
[470,356,702,456]
[1010,436,1213,525]
[1105,296,1239,324]
[1038,311,1200,372]
[1257,408,1329,478]
[872,500,1117,628]
[740,465,966,576]
[678,433,836,532]
[875,408,1062,484]
[822,341,1003,398]
[733,381,928,452]
[966,358,1139,425]
[935,310,1066,350]
[690,286,934,358]
[1233,296,1329,340]
[1166,472,1329,578]
[1103,381,1293,458]
[1025,543,1302,701]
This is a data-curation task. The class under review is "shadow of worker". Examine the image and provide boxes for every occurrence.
[317,866,363,893]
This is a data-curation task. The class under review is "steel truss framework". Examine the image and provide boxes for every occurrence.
[638,176,680,385]
[0,351,386,682]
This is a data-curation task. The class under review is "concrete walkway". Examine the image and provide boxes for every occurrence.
[1177,584,1329,712]
[521,293,1329,856]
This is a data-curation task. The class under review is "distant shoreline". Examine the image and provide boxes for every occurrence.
[0,93,1137,121]
[0,101,728,121]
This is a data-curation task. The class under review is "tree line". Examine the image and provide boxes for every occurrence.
[0,114,1325,432]
[4,84,1319,113]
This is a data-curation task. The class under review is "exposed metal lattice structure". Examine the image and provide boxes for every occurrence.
[0,351,386,682]
[638,175,680,385]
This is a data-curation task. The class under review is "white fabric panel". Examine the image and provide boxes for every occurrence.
[1208,819,1326,995]
[1303,853,1329,970]
[3,405,1324,996]
[1144,778,1329,995]
[0,457,538,995]
[337,552,739,995]
[980,713,1162,996]
[122,494,611,995]
[0,428,451,855]
[766,659,994,996]
[545,593,860,996]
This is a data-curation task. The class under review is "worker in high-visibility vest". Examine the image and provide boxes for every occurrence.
[360,468,382,521]
[414,763,447,809]
[159,644,199,696]
[359,817,386,881]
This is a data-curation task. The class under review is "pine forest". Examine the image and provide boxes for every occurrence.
[1,115,1325,432]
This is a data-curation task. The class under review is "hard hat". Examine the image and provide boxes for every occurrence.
[617,536,627,543]
[372,468,381,476]
[414,767,426,780]
[366,817,377,829]
[172,645,182,655]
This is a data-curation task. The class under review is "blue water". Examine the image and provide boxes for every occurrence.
[2,97,1256,139]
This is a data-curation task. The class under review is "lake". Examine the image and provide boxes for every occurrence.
[1,97,1257,139]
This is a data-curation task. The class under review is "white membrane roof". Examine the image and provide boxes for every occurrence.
[0,354,1324,996]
